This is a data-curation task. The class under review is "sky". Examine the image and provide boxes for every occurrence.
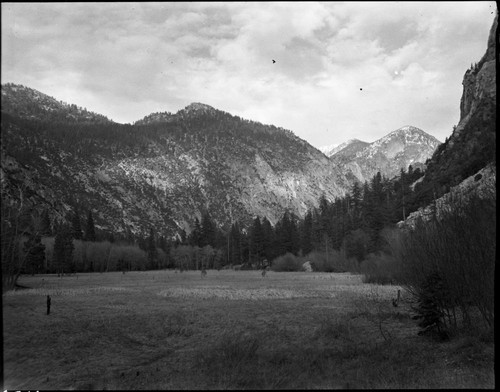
[1,2,496,149]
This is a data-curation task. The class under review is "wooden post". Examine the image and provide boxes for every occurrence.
[47,295,51,315]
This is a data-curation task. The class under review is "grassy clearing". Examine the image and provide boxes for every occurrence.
[2,270,494,389]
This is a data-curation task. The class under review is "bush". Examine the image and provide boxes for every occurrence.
[342,228,371,262]
[112,244,147,271]
[271,253,303,272]
[360,253,400,284]
[396,191,495,335]
[306,249,359,273]
[305,251,331,272]
[85,241,112,272]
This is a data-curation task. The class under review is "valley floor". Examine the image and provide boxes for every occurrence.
[2,270,494,389]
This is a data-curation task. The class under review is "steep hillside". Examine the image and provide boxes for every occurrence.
[1,87,352,237]
[330,126,440,183]
[411,14,497,207]
[400,164,496,229]
[1,84,112,124]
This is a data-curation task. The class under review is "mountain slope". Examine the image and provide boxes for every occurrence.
[1,83,112,124]
[1,87,352,237]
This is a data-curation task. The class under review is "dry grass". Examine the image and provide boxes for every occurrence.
[2,270,494,390]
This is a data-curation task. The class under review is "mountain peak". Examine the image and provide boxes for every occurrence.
[397,125,417,132]
[387,125,440,143]
[389,125,425,136]
[182,102,216,114]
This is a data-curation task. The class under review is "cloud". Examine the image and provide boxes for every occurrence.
[1,1,496,146]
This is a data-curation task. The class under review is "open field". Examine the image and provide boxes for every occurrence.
[3,270,494,389]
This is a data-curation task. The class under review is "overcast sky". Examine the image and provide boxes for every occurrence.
[2,2,496,149]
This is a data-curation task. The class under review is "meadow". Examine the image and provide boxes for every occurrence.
[2,270,494,390]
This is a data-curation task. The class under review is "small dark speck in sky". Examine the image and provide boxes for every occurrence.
[360,88,363,91]
[272,59,276,63]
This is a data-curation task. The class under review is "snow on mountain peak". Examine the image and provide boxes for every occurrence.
[319,143,339,155]
[319,138,365,157]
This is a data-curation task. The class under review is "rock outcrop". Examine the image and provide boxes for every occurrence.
[399,15,497,229]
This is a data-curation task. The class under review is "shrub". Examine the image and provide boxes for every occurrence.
[240,263,254,270]
[112,244,147,271]
[306,249,359,273]
[342,228,371,262]
[85,241,112,272]
[411,273,452,340]
[271,253,303,272]
[360,253,400,284]
[306,251,332,272]
[396,191,495,335]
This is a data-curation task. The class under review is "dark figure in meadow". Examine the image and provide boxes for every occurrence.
[392,289,401,307]
[201,268,207,278]
[262,268,267,277]
[46,295,51,315]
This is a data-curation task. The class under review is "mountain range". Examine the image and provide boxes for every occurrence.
[322,126,440,183]
[1,84,440,238]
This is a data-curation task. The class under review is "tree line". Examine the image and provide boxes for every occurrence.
[1,162,437,290]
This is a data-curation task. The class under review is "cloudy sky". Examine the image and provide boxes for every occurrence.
[2,2,496,149]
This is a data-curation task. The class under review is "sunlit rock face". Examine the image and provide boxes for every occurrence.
[398,164,496,230]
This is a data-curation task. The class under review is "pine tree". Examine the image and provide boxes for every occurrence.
[229,221,243,264]
[179,228,187,245]
[84,210,97,241]
[318,196,333,254]
[250,216,264,264]
[299,211,313,256]
[53,225,74,274]
[288,213,300,255]
[40,209,52,236]
[350,182,363,230]
[201,212,216,248]
[275,211,300,256]
[147,228,158,270]
[106,232,115,243]
[261,217,275,262]
[70,210,83,240]
[23,234,46,275]
[189,218,202,247]
[138,235,147,251]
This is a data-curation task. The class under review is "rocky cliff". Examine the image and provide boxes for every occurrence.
[399,14,497,228]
